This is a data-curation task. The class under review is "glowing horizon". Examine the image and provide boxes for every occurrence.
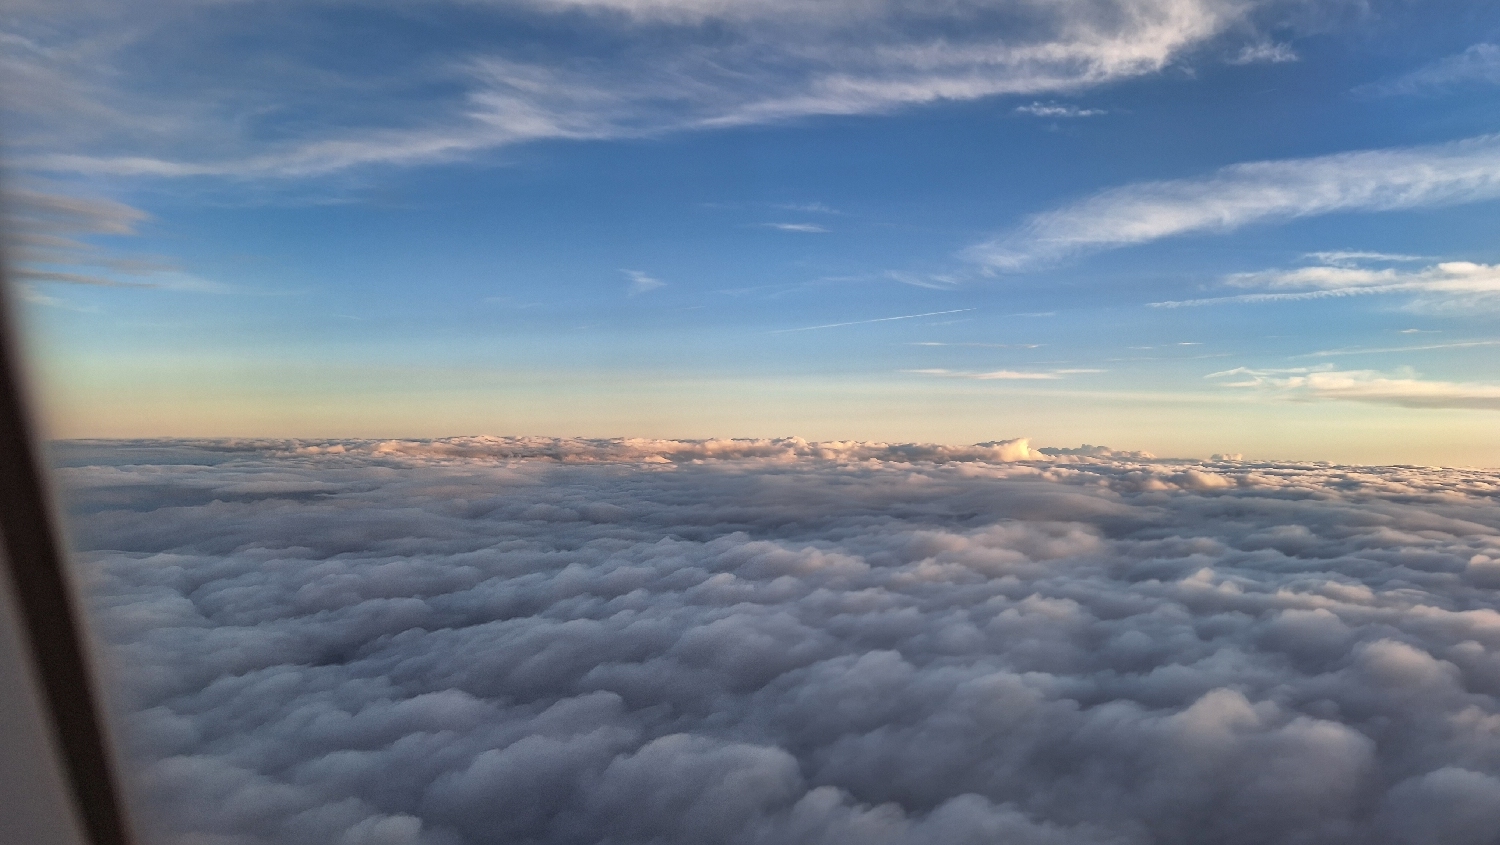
[8,0,1500,465]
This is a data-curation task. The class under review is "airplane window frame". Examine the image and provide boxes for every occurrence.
[0,238,136,845]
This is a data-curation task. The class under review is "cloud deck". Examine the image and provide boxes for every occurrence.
[56,438,1500,845]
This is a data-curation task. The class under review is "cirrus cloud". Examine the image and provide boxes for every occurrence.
[1208,366,1500,410]
[5,0,1284,179]
[971,134,1500,269]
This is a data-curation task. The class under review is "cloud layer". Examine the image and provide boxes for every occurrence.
[56,437,1500,845]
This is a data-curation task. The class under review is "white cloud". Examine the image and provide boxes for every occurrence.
[58,436,1500,845]
[1014,101,1106,118]
[1228,41,1297,64]
[771,308,973,332]
[1358,43,1500,96]
[773,202,840,214]
[1303,339,1500,358]
[763,222,830,233]
[909,341,1042,348]
[905,367,1105,380]
[1302,250,1425,265]
[1208,366,1500,409]
[1226,261,1500,293]
[3,0,1280,178]
[622,269,666,294]
[886,270,966,289]
[1153,290,1357,307]
[1,186,197,291]
[971,134,1500,269]
[1150,259,1500,309]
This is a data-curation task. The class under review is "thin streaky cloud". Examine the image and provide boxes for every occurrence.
[909,342,1043,349]
[1228,42,1297,64]
[5,0,1267,179]
[1,186,218,293]
[1150,288,1388,308]
[1303,250,1425,264]
[1209,366,1500,411]
[762,222,829,233]
[12,269,157,287]
[903,367,1104,380]
[1014,102,1106,118]
[772,202,840,214]
[1300,339,1500,358]
[887,271,964,289]
[5,188,148,235]
[1155,259,1500,309]
[1356,43,1500,97]
[971,133,1500,269]
[773,308,974,333]
[623,269,666,295]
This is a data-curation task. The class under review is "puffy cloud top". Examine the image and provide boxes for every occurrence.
[57,438,1500,845]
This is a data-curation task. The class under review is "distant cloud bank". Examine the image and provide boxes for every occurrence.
[62,438,1500,845]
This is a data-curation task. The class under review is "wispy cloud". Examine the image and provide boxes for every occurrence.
[762,222,829,233]
[1228,41,1297,64]
[909,342,1042,349]
[1357,43,1500,96]
[1302,250,1425,265]
[1151,288,1385,308]
[1014,102,1106,118]
[2,186,190,291]
[3,0,1278,179]
[622,269,666,295]
[1208,366,1500,410]
[1301,339,1500,358]
[773,202,839,214]
[1151,258,1500,310]
[971,134,1500,269]
[905,367,1104,380]
[886,271,967,289]
[773,308,974,333]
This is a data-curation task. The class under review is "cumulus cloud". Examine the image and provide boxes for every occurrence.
[1207,366,1500,409]
[4,0,1284,178]
[52,436,1500,845]
[971,134,1500,269]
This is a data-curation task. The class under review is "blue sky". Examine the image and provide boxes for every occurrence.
[7,0,1500,463]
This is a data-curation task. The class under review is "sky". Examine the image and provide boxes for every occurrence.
[57,437,1500,845]
[6,0,1500,463]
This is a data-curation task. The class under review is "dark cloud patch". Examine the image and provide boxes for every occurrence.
[56,438,1500,845]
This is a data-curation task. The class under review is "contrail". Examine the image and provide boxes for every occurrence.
[772,308,974,333]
